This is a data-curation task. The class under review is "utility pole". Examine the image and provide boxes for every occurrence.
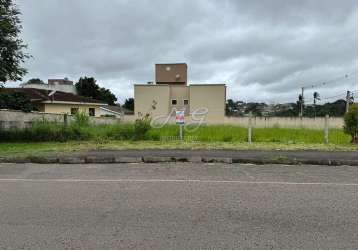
[346,91,350,113]
[300,87,304,117]
[346,90,352,113]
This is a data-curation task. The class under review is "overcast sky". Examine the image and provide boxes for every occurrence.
[12,0,358,104]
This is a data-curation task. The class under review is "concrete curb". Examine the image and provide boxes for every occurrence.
[85,156,115,164]
[202,157,233,164]
[143,156,174,163]
[59,157,86,164]
[114,157,143,163]
[1,154,358,166]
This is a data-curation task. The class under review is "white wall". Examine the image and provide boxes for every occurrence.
[21,83,77,94]
[122,114,344,129]
[0,110,120,129]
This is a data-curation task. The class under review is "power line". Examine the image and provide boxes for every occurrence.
[321,92,347,100]
[301,70,358,90]
[298,70,358,116]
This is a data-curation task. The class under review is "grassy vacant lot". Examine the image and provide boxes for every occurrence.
[0,120,356,158]
[152,125,351,144]
[0,122,351,144]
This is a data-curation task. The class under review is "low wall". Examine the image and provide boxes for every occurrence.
[122,115,137,123]
[223,116,344,129]
[123,114,344,129]
[0,109,120,129]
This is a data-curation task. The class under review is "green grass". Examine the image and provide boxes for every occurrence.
[0,122,356,158]
[1,140,358,159]
[0,118,352,144]
[147,125,351,144]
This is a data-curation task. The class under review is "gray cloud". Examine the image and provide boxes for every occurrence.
[13,0,358,103]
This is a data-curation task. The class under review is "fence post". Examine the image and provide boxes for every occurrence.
[248,112,252,144]
[64,114,68,127]
[179,124,184,141]
[324,114,329,144]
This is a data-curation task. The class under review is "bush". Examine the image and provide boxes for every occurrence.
[344,104,358,143]
[0,120,70,142]
[72,112,90,127]
[133,114,152,140]
[94,123,134,140]
[0,92,34,112]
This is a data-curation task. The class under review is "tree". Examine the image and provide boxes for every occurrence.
[313,92,320,118]
[97,87,117,105]
[344,104,358,143]
[123,98,134,111]
[75,77,117,105]
[0,0,30,85]
[26,78,44,84]
[245,102,265,117]
[226,99,237,116]
[0,91,33,112]
[298,94,304,116]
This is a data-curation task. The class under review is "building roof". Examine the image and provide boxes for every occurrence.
[134,83,226,87]
[1,88,106,105]
[189,84,226,86]
[101,105,122,114]
[155,63,187,66]
[100,105,134,115]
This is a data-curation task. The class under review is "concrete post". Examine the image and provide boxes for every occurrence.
[64,114,68,127]
[248,112,252,144]
[346,90,351,113]
[179,124,184,141]
[324,114,329,144]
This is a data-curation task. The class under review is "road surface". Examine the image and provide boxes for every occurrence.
[0,162,358,249]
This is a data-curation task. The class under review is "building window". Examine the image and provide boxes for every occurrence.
[71,108,79,115]
[184,99,189,105]
[89,108,95,116]
[172,99,177,105]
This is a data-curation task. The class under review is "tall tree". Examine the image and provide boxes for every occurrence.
[75,77,117,105]
[123,98,134,111]
[26,78,45,84]
[313,92,320,118]
[0,0,30,85]
[97,87,117,105]
[0,91,33,112]
[225,99,237,116]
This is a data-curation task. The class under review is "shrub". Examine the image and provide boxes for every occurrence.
[72,112,90,127]
[0,92,34,112]
[0,119,70,142]
[30,120,67,142]
[96,123,135,140]
[344,104,358,143]
[222,135,233,142]
[144,129,161,141]
[133,113,152,140]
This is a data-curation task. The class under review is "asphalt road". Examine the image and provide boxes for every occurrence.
[0,163,358,249]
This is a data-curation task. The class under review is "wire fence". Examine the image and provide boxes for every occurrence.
[155,116,350,145]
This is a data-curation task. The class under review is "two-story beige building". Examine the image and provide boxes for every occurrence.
[134,63,226,123]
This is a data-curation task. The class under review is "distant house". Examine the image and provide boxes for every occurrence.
[1,88,106,117]
[134,63,226,123]
[21,78,77,94]
[100,106,122,118]
[99,106,134,118]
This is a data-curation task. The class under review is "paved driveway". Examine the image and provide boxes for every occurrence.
[0,163,358,249]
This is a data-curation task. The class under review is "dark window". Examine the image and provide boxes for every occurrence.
[71,108,79,115]
[172,99,177,105]
[184,99,189,105]
[89,108,95,116]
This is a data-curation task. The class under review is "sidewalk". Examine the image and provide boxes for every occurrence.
[1,149,358,166]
